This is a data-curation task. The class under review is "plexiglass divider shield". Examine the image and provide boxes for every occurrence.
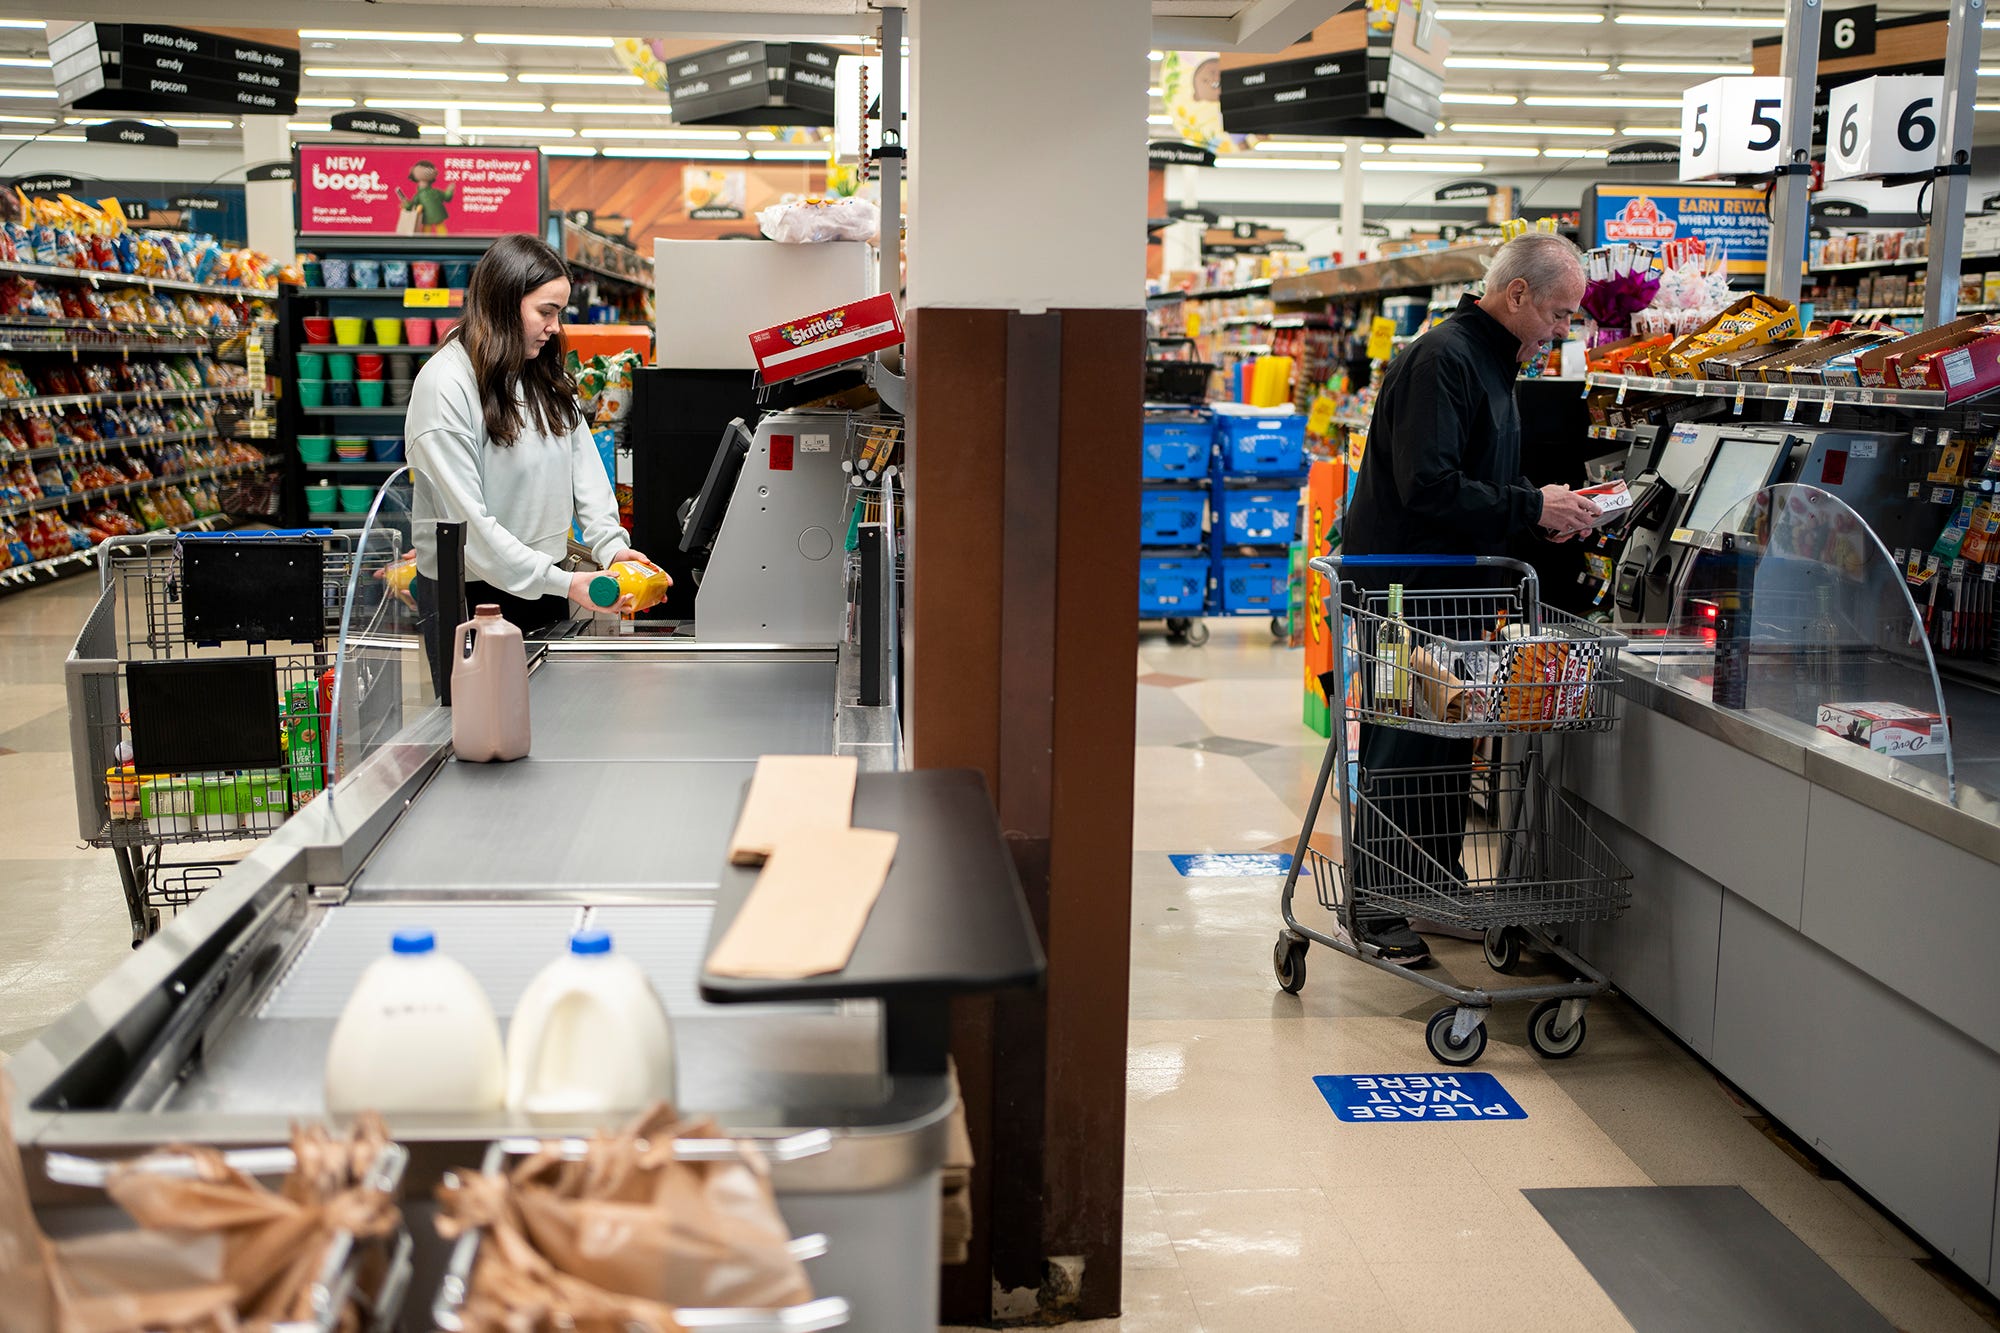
[327,467,436,794]
[1661,483,1956,800]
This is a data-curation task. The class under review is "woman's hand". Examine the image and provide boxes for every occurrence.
[568,570,633,615]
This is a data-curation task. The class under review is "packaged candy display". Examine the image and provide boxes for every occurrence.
[568,348,643,424]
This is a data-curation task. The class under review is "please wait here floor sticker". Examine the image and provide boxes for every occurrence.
[1313,1073,1528,1122]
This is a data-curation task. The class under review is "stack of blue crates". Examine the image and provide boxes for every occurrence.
[1140,407,1212,619]
[1208,410,1305,619]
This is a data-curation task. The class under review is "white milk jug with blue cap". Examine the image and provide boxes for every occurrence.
[323,928,506,1114]
[505,929,677,1114]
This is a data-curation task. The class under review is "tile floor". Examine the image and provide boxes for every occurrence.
[1,579,1994,1331]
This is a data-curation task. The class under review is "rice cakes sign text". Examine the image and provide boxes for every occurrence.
[1313,1072,1527,1121]
[296,144,544,238]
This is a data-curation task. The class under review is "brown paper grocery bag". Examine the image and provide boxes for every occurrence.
[44,1231,236,1333]
[1409,646,1470,725]
[707,826,899,978]
[724,755,858,865]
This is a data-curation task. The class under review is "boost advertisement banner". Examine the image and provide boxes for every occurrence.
[1583,184,1773,276]
[296,144,545,238]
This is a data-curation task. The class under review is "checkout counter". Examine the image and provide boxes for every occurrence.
[19,408,1034,1330]
[1565,458,2000,1299]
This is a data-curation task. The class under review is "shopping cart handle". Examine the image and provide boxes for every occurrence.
[174,528,336,539]
[1329,554,1485,567]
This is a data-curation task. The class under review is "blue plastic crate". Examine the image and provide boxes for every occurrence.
[1142,419,1213,479]
[1216,553,1289,614]
[1214,412,1305,476]
[1214,483,1298,546]
[1140,551,1209,617]
[1140,486,1207,546]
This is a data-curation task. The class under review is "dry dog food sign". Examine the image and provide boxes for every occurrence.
[296,144,545,238]
[1314,1072,1527,1121]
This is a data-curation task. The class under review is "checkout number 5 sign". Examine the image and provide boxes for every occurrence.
[1680,76,1788,181]
[1826,75,1943,180]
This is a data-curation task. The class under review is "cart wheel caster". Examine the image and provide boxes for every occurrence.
[1183,620,1210,647]
[1528,999,1588,1059]
[1165,617,1189,642]
[1425,1006,1488,1066]
[1273,933,1307,995]
[1483,926,1523,974]
[1270,616,1287,640]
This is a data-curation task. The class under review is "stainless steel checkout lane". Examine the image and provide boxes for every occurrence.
[12,637,1042,1332]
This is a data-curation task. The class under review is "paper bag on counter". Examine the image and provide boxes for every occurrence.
[1409,646,1470,726]
[724,755,858,866]
[707,826,899,979]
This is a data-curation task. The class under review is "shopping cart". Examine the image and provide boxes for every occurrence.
[65,527,404,946]
[1272,554,1634,1064]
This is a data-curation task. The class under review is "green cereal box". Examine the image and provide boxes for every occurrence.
[284,680,324,804]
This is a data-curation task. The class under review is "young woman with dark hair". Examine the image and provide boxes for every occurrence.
[405,233,660,655]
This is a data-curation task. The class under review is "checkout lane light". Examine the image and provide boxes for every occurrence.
[300,29,463,42]
[475,33,615,46]
[601,147,751,160]
[1615,13,1783,25]
[1436,7,1605,19]
[303,67,509,83]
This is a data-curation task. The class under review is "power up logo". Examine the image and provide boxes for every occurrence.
[780,309,847,347]
[1603,196,1677,242]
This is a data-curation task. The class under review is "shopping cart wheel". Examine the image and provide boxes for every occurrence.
[1269,616,1287,640]
[1425,1006,1488,1067]
[1183,619,1211,647]
[1527,998,1588,1059]
[1273,933,1307,995]
[1482,926,1523,974]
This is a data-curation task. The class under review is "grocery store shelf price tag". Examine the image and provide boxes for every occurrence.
[1680,76,1787,180]
[1984,563,1998,582]
[1826,75,1943,182]
[1783,389,1800,422]
[403,287,454,309]
[1819,394,1835,423]
[1733,384,1747,415]
[1616,380,1629,404]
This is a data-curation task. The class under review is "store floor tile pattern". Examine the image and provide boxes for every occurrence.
[971,619,1999,1333]
[0,589,1994,1331]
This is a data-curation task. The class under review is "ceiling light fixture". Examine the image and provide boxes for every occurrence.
[577,127,745,140]
[1362,159,1487,171]
[0,19,47,28]
[1251,140,1349,152]
[1620,125,1684,135]
[365,98,543,112]
[304,66,507,83]
[0,89,57,99]
[1618,60,1750,74]
[745,130,779,141]
[1147,85,1164,96]
[601,146,750,160]
[297,96,355,108]
[1544,147,1611,157]
[514,72,644,86]
[752,149,828,160]
[452,125,576,138]
[1149,50,1165,60]
[1526,95,1682,107]
[0,132,80,141]
[1392,142,1541,156]
[1436,7,1604,20]
[474,33,613,47]
[548,102,677,115]
[287,121,333,133]
[1445,56,1609,71]
[1442,92,1519,105]
[299,29,462,42]
[1147,113,1174,125]
[541,145,599,156]
[0,57,49,68]
[1213,157,1340,170]
[1978,102,2000,110]
[0,114,51,124]
[1451,121,1613,135]
[1614,13,1782,26]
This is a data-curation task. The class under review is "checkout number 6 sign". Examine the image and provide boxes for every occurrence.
[1826,75,1943,180]
[1680,76,1788,181]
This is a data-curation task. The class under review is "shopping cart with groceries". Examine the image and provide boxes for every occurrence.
[1272,554,1634,1064]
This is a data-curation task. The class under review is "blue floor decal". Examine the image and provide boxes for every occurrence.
[1168,853,1293,877]
[1313,1072,1527,1122]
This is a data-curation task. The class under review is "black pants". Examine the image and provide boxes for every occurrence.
[1349,720,1477,928]
[412,573,570,698]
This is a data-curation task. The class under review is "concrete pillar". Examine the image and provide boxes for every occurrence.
[1341,134,1365,262]
[906,0,1148,1322]
[240,116,292,265]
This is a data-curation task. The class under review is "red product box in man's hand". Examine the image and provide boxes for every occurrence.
[748,293,904,384]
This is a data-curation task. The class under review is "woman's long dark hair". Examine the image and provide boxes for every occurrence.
[444,233,580,447]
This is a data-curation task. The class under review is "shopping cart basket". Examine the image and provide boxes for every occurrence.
[1272,554,1633,1065]
[65,528,401,946]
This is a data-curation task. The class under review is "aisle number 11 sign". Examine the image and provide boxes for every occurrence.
[1826,75,1943,180]
[1680,77,1788,181]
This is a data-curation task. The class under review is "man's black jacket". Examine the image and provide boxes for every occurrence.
[1341,294,1546,563]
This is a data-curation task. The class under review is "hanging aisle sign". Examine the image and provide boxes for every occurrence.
[1679,77,1788,180]
[1148,140,1216,167]
[1825,75,1941,180]
[1435,180,1497,202]
[1815,199,1871,219]
[83,119,177,148]
[330,110,422,140]
[1607,141,1682,170]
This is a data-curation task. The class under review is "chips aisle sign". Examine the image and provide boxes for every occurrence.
[295,144,546,238]
[1582,184,1772,276]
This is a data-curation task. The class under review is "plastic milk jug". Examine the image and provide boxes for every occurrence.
[451,604,531,761]
[324,929,506,1113]
[505,929,677,1114]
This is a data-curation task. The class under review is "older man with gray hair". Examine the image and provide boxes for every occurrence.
[1337,231,1599,966]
